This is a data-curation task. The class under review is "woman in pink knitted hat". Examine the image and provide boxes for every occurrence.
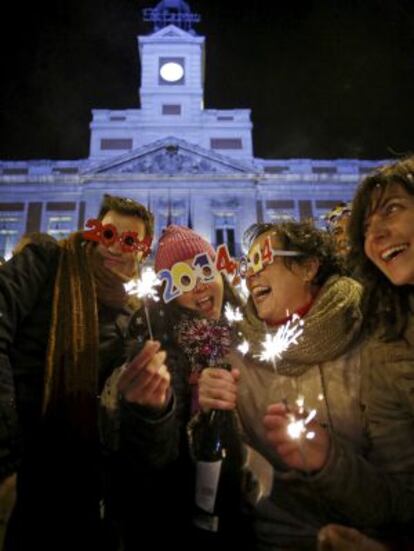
[154,224,226,321]
[100,224,255,551]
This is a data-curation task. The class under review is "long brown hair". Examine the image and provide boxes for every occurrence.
[348,156,414,339]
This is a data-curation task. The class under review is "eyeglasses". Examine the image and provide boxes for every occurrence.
[238,235,302,277]
[83,218,152,256]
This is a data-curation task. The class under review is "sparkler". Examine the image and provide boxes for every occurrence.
[224,303,244,323]
[223,303,250,355]
[237,339,250,356]
[256,313,304,369]
[282,394,317,481]
[125,267,161,340]
[286,395,317,441]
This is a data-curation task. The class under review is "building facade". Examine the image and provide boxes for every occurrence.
[0,0,385,259]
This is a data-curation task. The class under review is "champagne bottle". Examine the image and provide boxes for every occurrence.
[190,398,245,542]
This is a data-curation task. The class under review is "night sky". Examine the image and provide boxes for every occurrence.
[1,0,414,161]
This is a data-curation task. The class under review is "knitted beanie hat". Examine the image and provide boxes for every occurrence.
[154,225,215,272]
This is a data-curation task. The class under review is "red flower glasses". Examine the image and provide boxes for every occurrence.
[83,218,152,256]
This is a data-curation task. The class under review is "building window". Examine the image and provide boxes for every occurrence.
[267,210,297,224]
[0,215,25,259]
[52,167,78,174]
[100,138,133,151]
[2,168,28,175]
[162,104,181,115]
[156,201,186,241]
[264,166,289,174]
[210,138,242,150]
[45,215,74,240]
[265,200,297,224]
[312,166,337,174]
[214,213,236,257]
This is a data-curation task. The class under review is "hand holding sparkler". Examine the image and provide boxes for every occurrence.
[263,401,330,472]
[117,340,171,411]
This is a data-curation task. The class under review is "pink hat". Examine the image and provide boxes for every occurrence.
[154,225,215,272]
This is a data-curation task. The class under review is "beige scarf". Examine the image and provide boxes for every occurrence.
[239,275,363,377]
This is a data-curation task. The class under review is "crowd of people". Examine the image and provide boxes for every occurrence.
[0,155,413,550]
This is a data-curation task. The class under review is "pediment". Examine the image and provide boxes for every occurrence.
[150,24,193,40]
[86,137,255,176]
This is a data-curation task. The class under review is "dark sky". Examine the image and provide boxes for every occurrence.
[1,0,414,161]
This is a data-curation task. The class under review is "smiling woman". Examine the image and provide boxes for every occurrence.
[314,156,414,550]
[349,156,414,338]
[99,223,254,550]
[199,219,366,550]
[363,183,414,285]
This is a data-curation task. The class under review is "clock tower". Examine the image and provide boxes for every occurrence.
[89,0,253,160]
[138,1,204,134]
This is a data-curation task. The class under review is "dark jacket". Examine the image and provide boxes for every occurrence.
[101,299,195,549]
[0,242,132,551]
[102,301,255,551]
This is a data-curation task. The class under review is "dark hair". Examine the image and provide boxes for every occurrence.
[243,220,345,286]
[349,156,414,339]
[98,194,154,239]
[12,232,57,256]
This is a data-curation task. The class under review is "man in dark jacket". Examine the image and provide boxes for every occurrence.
[0,194,171,551]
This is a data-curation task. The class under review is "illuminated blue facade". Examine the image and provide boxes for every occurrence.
[0,0,385,259]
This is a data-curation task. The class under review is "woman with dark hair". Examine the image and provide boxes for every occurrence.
[199,219,365,550]
[315,157,414,549]
[101,224,255,550]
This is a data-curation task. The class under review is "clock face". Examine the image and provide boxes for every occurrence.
[159,61,184,83]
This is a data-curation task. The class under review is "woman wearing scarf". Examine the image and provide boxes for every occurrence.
[199,220,366,550]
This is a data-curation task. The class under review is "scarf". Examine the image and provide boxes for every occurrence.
[43,232,138,438]
[239,275,363,377]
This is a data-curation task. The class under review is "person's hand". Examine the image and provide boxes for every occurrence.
[318,524,389,551]
[0,473,17,524]
[117,340,171,411]
[198,367,240,412]
[263,402,330,472]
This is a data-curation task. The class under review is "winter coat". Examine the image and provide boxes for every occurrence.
[310,298,414,537]
[100,300,195,550]
[0,241,134,551]
[229,275,367,550]
[100,301,257,550]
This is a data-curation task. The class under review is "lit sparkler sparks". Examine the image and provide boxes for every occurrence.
[125,268,161,302]
[224,303,244,323]
[285,395,317,441]
[125,268,161,340]
[256,314,304,368]
[237,339,250,356]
